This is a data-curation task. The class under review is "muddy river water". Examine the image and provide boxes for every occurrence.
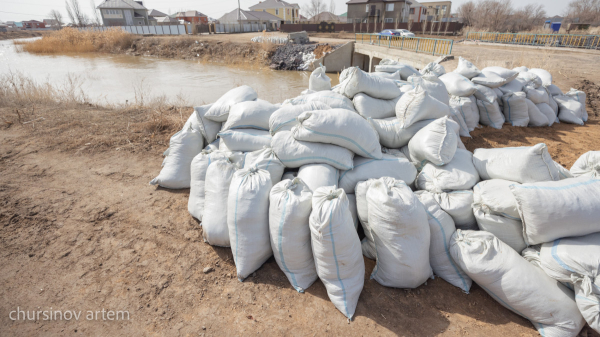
[0,39,339,106]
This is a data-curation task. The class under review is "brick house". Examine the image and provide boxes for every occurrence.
[23,20,46,29]
[346,0,411,24]
[175,11,208,24]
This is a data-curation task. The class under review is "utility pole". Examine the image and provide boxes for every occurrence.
[238,0,241,25]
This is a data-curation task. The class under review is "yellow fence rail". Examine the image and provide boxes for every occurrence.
[466,32,600,49]
[355,33,454,56]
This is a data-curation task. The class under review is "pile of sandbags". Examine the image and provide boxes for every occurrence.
[147,68,599,335]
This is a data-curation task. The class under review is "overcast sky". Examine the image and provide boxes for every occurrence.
[0,0,567,23]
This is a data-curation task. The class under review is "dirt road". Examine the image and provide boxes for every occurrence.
[1,97,599,336]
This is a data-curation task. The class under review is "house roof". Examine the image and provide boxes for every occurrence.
[156,16,178,23]
[249,0,300,10]
[339,12,347,16]
[176,10,208,17]
[97,0,147,10]
[148,9,168,17]
[219,8,281,22]
[309,11,345,22]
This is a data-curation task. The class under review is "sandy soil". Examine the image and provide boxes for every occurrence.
[1,79,600,336]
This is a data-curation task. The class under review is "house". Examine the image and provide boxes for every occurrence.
[218,8,281,26]
[97,0,150,26]
[14,22,24,29]
[147,9,168,25]
[419,1,451,21]
[155,16,179,25]
[175,11,208,24]
[43,19,59,27]
[0,25,7,33]
[346,0,411,24]
[409,0,426,22]
[249,0,301,24]
[23,20,46,29]
[308,11,346,23]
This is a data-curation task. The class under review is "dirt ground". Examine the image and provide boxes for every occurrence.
[0,31,46,41]
[1,35,600,336]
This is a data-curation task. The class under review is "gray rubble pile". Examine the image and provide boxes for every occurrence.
[148,59,600,334]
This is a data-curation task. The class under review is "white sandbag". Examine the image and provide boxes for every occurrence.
[269,102,330,134]
[525,98,550,127]
[396,87,450,128]
[510,177,600,245]
[408,117,459,166]
[205,85,258,122]
[523,85,549,105]
[339,149,417,194]
[482,66,519,83]
[493,88,504,104]
[472,144,563,183]
[450,96,478,131]
[415,191,472,292]
[554,95,585,125]
[203,160,238,247]
[473,84,497,103]
[473,179,520,219]
[408,74,449,105]
[222,99,278,131]
[501,91,529,127]
[310,186,364,319]
[205,138,220,152]
[188,150,230,221]
[499,77,527,94]
[355,179,377,259]
[271,130,354,170]
[513,66,529,72]
[529,68,552,87]
[517,71,543,88]
[293,109,382,159]
[347,194,359,230]
[433,191,477,230]
[309,65,331,91]
[367,178,432,288]
[539,233,600,333]
[284,90,355,112]
[546,88,559,115]
[570,151,600,178]
[228,168,273,281]
[450,230,586,337]
[565,88,588,122]
[471,71,508,88]
[420,62,445,77]
[368,117,434,149]
[536,103,556,127]
[269,178,317,292]
[476,99,504,129]
[352,93,399,119]
[397,80,415,93]
[454,56,480,79]
[282,171,297,180]
[546,84,563,96]
[243,147,285,184]
[416,149,480,193]
[218,129,272,152]
[440,72,477,97]
[150,128,204,189]
[193,104,223,143]
[472,202,526,253]
[297,163,338,192]
[371,70,401,80]
[218,138,231,152]
[375,61,420,80]
[335,67,401,99]
[447,98,471,137]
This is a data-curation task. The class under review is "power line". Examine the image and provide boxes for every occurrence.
[0,1,59,7]
[0,10,50,17]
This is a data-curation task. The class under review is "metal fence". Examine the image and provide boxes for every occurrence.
[78,25,188,35]
[214,23,275,33]
[466,32,600,49]
[355,33,454,56]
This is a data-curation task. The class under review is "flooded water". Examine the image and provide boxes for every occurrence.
[0,39,339,106]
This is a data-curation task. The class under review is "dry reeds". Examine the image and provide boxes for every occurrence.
[16,27,133,54]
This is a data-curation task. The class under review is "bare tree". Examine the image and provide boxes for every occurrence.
[49,9,64,27]
[90,0,102,26]
[456,1,476,26]
[510,3,546,31]
[564,0,600,25]
[328,0,336,15]
[66,0,88,27]
[306,0,326,22]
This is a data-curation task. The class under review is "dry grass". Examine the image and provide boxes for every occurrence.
[16,27,134,54]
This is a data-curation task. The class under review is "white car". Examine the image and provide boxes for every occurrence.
[393,29,415,37]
